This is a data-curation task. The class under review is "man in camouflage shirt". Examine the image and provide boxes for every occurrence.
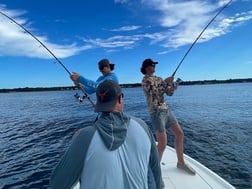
[140,58,196,177]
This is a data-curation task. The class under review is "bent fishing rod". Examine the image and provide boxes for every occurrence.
[171,0,232,77]
[0,11,95,107]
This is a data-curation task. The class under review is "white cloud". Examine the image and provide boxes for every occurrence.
[1,1,252,58]
[140,0,228,48]
[82,35,142,50]
[81,0,237,51]
[115,0,252,51]
[110,25,141,32]
[114,0,129,3]
[81,3,252,52]
[81,31,173,52]
[0,8,83,59]
[246,60,252,64]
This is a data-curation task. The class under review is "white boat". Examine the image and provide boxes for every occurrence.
[73,145,235,189]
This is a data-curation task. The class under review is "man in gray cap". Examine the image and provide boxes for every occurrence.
[50,80,162,189]
[70,58,119,94]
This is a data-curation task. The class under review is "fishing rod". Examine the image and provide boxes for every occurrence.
[0,10,95,107]
[171,0,232,77]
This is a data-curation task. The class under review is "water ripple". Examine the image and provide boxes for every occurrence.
[1,84,252,189]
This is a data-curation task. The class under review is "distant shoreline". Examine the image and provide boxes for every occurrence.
[1,78,252,93]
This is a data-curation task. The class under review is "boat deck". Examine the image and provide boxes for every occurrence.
[162,145,235,189]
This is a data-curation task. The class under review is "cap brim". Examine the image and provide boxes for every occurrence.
[109,64,115,71]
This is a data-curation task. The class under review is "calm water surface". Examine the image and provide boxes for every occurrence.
[0,83,252,189]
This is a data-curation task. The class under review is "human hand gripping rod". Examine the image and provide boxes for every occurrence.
[0,11,95,107]
[171,0,232,77]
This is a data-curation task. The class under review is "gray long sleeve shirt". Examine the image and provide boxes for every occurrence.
[50,112,161,189]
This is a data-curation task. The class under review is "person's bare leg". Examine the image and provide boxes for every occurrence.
[155,131,167,187]
[170,123,196,175]
[170,123,184,164]
[155,131,167,161]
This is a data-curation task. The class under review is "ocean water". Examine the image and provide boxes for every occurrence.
[0,83,252,189]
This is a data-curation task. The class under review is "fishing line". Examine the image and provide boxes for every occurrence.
[0,11,95,107]
[171,0,232,77]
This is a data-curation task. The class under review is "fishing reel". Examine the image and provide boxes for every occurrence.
[173,78,183,88]
[175,78,183,85]
[74,93,87,103]
[168,78,183,89]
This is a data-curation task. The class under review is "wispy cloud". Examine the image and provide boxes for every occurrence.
[1,1,252,58]
[139,0,232,49]
[114,0,129,4]
[110,25,141,32]
[0,8,83,59]
[81,35,142,50]
[246,60,252,64]
[90,0,252,53]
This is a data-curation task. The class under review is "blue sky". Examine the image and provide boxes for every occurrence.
[0,0,252,89]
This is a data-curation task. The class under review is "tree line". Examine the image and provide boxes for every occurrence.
[1,78,252,93]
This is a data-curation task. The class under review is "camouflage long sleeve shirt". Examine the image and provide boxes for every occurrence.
[141,75,174,113]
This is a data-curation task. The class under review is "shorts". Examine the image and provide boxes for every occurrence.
[150,108,178,132]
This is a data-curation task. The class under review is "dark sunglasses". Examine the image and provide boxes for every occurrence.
[118,93,124,99]
[99,66,105,70]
